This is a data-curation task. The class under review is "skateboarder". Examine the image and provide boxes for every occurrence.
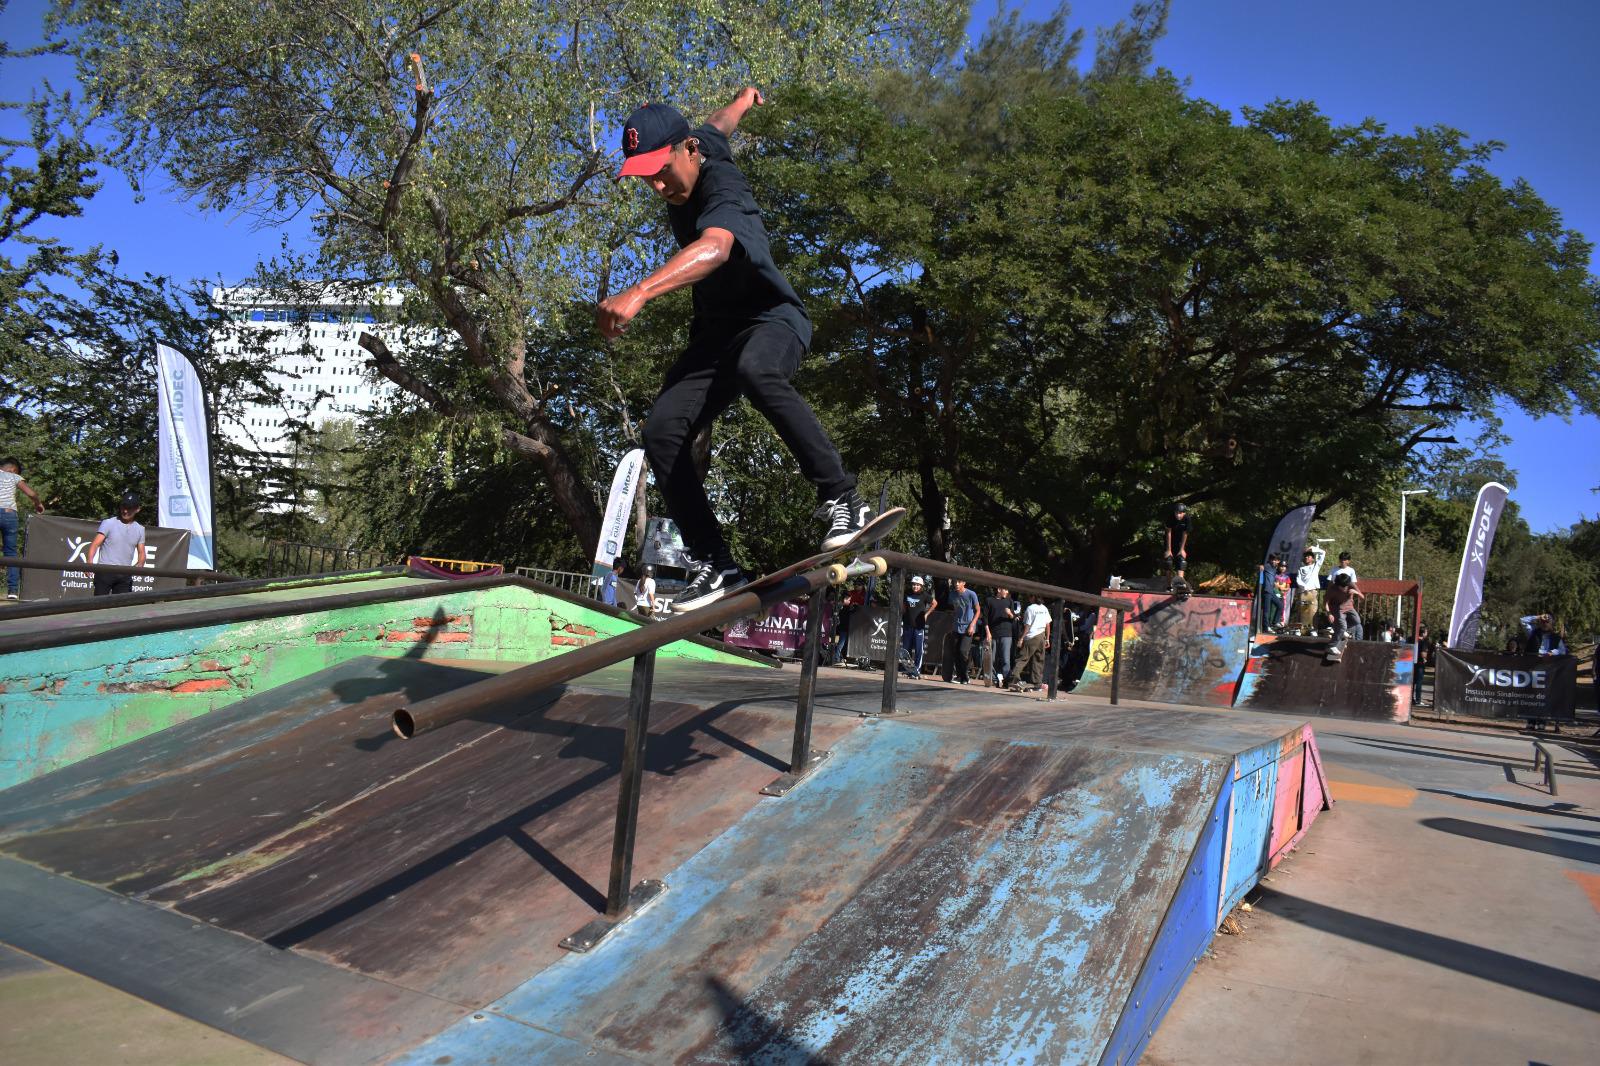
[86,493,145,596]
[1324,572,1364,657]
[1,457,45,600]
[598,88,870,613]
[1164,503,1191,591]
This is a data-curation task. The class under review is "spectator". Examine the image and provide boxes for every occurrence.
[1011,595,1052,691]
[941,578,980,684]
[1520,614,1568,657]
[1257,553,1281,629]
[1293,545,1326,634]
[1272,560,1293,633]
[1414,623,1434,704]
[968,600,991,684]
[632,564,657,618]
[87,492,146,596]
[833,582,865,664]
[1332,551,1358,584]
[901,575,936,679]
[1,457,45,601]
[984,586,1018,687]
[601,558,624,607]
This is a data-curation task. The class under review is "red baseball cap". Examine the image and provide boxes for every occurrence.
[617,103,690,178]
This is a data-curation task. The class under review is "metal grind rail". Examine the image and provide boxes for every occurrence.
[385,549,1123,954]
[388,555,887,953]
[873,551,1129,709]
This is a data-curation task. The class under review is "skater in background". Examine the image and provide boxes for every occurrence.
[632,564,658,617]
[1164,503,1191,590]
[941,578,980,684]
[599,88,870,613]
[1332,551,1358,584]
[1269,559,1293,633]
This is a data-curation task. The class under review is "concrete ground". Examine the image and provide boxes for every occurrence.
[1144,715,1600,1066]
[0,944,292,1066]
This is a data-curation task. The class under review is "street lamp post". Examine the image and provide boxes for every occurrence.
[1396,489,1428,630]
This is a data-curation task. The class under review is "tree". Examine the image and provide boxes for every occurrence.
[2,2,279,530]
[746,47,1600,587]
[56,0,969,557]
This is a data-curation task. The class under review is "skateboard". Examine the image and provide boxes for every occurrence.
[1324,643,1344,663]
[675,507,907,616]
[1169,577,1191,599]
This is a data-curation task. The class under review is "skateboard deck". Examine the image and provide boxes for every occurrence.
[673,507,906,615]
[1169,578,1191,599]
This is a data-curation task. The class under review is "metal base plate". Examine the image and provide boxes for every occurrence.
[559,879,667,953]
[760,749,832,797]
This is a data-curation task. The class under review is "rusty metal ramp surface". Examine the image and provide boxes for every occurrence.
[0,654,1322,1065]
[0,654,861,1062]
[397,713,1238,1065]
[1234,635,1414,722]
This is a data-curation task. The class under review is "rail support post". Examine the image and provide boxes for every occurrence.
[1110,607,1125,706]
[560,650,666,952]
[875,567,905,717]
[1044,599,1065,701]
[764,585,833,796]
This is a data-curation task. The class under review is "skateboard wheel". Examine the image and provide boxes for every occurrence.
[868,556,887,576]
[826,563,848,584]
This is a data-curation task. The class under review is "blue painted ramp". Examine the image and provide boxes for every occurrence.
[400,699,1325,1066]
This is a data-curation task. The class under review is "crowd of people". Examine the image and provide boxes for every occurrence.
[827,575,1096,694]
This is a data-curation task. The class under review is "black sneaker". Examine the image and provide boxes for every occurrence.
[818,489,872,552]
[671,559,748,613]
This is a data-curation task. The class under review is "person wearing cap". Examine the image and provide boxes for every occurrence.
[1292,544,1326,635]
[87,493,146,596]
[1,457,46,600]
[598,88,871,614]
[901,575,936,679]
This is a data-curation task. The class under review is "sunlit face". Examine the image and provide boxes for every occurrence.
[639,139,700,205]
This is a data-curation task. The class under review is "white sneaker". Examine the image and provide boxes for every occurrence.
[5,593,17,601]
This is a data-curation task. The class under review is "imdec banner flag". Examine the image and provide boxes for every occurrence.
[592,448,645,583]
[155,342,215,569]
[1445,481,1510,650]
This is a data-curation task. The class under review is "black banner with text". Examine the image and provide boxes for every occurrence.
[22,514,194,600]
[1435,648,1576,720]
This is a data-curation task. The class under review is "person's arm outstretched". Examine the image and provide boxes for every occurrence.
[597,228,735,338]
[16,478,43,514]
[707,87,764,135]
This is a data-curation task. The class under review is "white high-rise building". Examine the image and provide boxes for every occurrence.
[211,286,403,457]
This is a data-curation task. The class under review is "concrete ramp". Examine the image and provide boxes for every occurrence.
[1077,589,1253,706]
[1234,634,1414,722]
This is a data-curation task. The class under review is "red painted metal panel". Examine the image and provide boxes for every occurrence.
[1269,744,1305,861]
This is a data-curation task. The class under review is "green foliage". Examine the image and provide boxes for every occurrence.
[54,0,970,555]
[742,27,1600,587]
[2,7,280,536]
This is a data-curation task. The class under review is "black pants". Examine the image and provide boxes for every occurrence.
[941,631,973,682]
[643,321,853,563]
[93,574,133,596]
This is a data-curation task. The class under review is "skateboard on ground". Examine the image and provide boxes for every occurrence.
[682,507,907,618]
[1169,577,1191,599]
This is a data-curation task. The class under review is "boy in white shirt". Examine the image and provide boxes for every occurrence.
[1293,546,1325,634]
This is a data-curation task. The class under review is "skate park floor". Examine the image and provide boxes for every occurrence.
[1,658,1596,1063]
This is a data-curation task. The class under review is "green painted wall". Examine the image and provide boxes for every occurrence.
[0,581,757,790]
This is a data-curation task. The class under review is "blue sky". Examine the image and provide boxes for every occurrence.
[3,0,1597,531]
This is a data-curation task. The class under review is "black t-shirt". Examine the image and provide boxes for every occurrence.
[983,595,1016,638]
[903,591,932,630]
[667,125,811,348]
[1166,513,1192,544]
